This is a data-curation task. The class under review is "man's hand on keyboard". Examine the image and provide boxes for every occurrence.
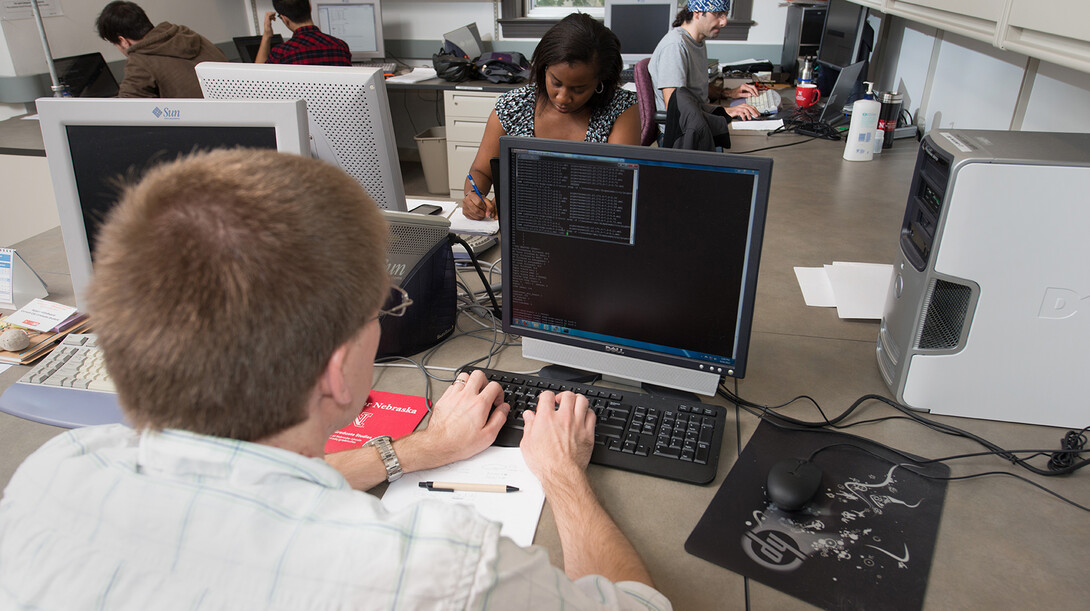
[520,391,596,480]
[725,82,760,99]
[413,370,509,466]
[723,102,761,120]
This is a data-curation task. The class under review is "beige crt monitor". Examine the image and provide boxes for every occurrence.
[196,62,406,212]
[37,97,310,311]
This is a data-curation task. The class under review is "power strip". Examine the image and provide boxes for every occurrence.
[894,125,918,139]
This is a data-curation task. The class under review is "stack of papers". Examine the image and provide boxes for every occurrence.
[0,299,90,364]
[794,262,894,319]
[385,67,437,84]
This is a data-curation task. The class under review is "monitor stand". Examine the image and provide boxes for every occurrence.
[537,364,702,402]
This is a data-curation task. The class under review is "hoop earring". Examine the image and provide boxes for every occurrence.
[595,81,604,94]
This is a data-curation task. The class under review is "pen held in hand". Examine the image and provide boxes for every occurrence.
[466,173,485,201]
[419,481,519,493]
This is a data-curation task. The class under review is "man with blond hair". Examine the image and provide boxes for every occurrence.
[0,150,670,610]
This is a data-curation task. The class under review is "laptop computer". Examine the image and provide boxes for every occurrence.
[53,53,119,97]
[813,60,866,125]
[233,35,283,63]
[443,23,484,59]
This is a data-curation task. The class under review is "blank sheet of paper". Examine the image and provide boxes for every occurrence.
[381,446,545,547]
[824,262,894,319]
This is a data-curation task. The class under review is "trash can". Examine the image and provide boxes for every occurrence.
[414,126,448,194]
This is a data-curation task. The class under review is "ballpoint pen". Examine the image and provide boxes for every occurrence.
[420,481,519,493]
[466,173,485,201]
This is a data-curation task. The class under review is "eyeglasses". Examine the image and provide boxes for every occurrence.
[374,285,413,320]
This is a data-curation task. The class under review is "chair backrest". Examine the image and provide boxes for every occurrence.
[633,58,658,146]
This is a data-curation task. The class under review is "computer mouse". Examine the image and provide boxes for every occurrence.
[766,458,824,512]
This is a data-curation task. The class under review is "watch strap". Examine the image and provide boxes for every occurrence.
[366,435,403,482]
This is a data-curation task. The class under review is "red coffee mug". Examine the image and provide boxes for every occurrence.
[796,84,821,108]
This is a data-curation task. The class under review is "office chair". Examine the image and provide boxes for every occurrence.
[634,58,665,146]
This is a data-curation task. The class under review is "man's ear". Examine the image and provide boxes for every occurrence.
[319,343,354,406]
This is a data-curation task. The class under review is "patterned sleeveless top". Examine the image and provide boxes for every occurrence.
[495,84,637,142]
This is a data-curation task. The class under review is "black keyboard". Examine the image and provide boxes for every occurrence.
[620,68,635,83]
[468,368,725,484]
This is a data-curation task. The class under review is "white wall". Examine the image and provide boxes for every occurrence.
[383,2,496,42]
[0,0,249,77]
[0,155,58,247]
[742,0,789,46]
[1022,61,1090,133]
[874,15,1090,134]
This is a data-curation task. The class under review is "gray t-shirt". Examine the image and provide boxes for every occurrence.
[648,27,709,113]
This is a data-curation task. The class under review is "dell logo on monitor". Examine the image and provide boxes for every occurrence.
[604,345,626,355]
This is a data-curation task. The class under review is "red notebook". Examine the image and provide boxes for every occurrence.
[324,390,428,454]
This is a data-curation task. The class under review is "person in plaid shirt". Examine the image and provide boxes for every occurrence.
[255,0,351,66]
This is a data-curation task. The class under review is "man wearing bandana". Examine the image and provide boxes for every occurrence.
[648,0,760,119]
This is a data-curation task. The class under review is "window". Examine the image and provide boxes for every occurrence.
[500,0,754,40]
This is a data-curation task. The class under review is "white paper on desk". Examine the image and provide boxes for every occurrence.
[794,266,837,307]
[385,67,437,84]
[448,207,499,236]
[723,58,768,67]
[824,262,894,320]
[381,446,544,547]
[730,119,783,131]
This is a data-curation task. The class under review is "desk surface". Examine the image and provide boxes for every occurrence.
[0,78,520,158]
[2,133,1087,610]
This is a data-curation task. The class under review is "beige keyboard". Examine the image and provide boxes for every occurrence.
[20,333,115,392]
[745,89,782,115]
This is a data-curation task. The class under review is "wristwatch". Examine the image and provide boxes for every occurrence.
[365,435,403,482]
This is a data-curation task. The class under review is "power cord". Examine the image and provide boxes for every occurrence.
[718,385,1090,511]
[1049,426,1089,471]
[448,234,501,320]
[806,441,1090,513]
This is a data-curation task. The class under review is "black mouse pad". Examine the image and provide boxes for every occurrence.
[685,420,949,610]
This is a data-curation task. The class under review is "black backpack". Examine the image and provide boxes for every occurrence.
[431,50,477,82]
[476,52,530,84]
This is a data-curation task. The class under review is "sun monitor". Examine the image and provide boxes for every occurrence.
[37,97,310,311]
[197,62,406,212]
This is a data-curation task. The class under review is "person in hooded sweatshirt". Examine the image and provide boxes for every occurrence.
[95,1,227,98]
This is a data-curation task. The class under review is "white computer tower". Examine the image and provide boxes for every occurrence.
[877,130,1090,429]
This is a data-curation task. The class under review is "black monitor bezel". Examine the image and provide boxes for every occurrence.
[498,137,773,380]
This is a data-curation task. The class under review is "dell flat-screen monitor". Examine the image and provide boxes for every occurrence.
[197,62,406,211]
[36,97,310,311]
[315,0,385,61]
[499,137,773,396]
[605,0,676,66]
